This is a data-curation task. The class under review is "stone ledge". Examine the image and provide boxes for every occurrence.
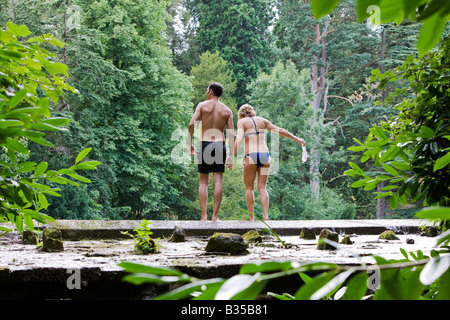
[47,219,431,240]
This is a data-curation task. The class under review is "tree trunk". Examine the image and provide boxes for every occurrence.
[376,181,387,219]
[376,27,387,219]
[309,20,330,199]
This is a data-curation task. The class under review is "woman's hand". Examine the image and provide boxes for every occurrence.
[297,138,306,147]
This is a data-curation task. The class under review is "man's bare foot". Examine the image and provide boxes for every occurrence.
[201,216,207,221]
[249,214,254,222]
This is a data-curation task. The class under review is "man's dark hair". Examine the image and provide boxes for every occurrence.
[208,82,223,97]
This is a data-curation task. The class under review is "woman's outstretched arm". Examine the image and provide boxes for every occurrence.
[263,118,305,146]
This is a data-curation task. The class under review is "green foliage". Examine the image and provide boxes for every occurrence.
[120,207,450,300]
[190,50,237,109]
[0,22,99,233]
[311,0,450,57]
[188,0,275,103]
[345,36,450,209]
[122,219,160,254]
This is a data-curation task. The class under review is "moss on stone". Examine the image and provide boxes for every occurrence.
[42,227,64,252]
[299,228,316,240]
[134,238,157,255]
[317,229,339,250]
[242,230,262,243]
[340,235,353,245]
[170,226,186,243]
[205,232,249,255]
[379,230,399,240]
[420,226,438,237]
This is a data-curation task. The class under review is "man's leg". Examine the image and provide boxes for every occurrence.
[212,172,223,221]
[199,173,209,221]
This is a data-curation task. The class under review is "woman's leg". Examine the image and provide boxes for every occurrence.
[257,163,270,221]
[243,161,258,221]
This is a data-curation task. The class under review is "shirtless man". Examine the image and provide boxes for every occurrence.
[188,82,234,221]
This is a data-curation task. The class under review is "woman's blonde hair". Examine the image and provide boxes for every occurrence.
[238,104,256,118]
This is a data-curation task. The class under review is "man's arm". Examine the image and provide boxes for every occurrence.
[226,109,234,169]
[188,104,202,154]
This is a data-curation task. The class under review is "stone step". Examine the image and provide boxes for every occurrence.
[47,219,431,240]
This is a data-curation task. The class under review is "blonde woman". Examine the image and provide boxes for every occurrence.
[233,104,306,221]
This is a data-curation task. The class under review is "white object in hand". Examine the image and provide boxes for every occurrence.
[302,145,308,163]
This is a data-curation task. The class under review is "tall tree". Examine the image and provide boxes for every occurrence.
[190,50,237,109]
[275,0,378,198]
[187,0,275,104]
[5,0,194,219]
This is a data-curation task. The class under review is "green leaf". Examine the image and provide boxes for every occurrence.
[0,119,24,127]
[417,13,447,57]
[70,161,101,170]
[41,117,70,127]
[311,0,341,18]
[42,60,69,77]
[295,272,337,300]
[348,162,364,175]
[65,173,91,183]
[390,194,399,210]
[415,207,450,220]
[8,89,28,110]
[434,153,450,171]
[15,214,23,233]
[34,162,48,177]
[390,161,411,171]
[75,148,92,164]
[420,255,450,286]
[240,261,293,274]
[380,146,400,163]
[214,273,264,300]
[38,193,49,209]
[118,261,185,276]
[155,278,225,300]
[6,138,29,154]
[364,180,381,190]
[341,272,368,300]
[351,179,370,188]
[310,268,356,300]
[382,164,398,177]
[356,0,381,22]
[6,22,32,37]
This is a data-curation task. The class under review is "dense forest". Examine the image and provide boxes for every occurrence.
[0,0,448,222]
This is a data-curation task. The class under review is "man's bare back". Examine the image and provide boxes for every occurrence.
[196,99,233,141]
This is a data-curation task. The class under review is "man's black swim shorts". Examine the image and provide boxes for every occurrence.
[197,141,226,174]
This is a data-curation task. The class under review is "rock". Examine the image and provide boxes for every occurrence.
[170,226,186,242]
[22,230,39,245]
[317,229,339,250]
[378,230,399,240]
[134,238,157,254]
[420,227,438,237]
[205,232,249,255]
[242,230,262,243]
[299,228,316,240]
[42,227,64,252]
[341,235,353,245]
[406,238,415,244]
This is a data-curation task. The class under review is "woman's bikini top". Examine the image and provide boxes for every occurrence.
[243,115,265,138]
